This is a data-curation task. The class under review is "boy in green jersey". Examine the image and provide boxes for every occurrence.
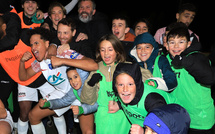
[166,26,215,134]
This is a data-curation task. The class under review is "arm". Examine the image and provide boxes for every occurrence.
[172,53,215,85]
[0,100,7,119]
[19,51,38,81]
[48,88,77,109]
[81,102,98,114]
[0,12,21,52]
[80,71,100,105]
[51,56,98,71]
[64,0,79,14]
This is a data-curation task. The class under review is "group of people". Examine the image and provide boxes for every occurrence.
[0,0,214,134]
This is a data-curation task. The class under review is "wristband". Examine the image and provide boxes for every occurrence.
[43,101,50,108]
[78,106,84,115]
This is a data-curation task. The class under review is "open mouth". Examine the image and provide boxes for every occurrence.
[33,50,39,58]
[114,31,119,36]
[121,93,131,101]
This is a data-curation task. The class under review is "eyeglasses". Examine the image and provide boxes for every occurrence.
[168,40,187,46]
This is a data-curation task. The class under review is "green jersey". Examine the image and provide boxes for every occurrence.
[167,54,214,129]
[119,83,176,127]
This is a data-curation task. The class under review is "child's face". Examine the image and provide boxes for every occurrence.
[135,22,148,36]
[136,43,153,62]
[112,19,129,41]
[176,10,195,27]
[145,126,158,134]
[50,6,66,29]
[67,70,82,90]
[57,23,76,45]
[115,73,136,104]
[100,40,117,66]
[30,34,49,62]
[166,36,191,57]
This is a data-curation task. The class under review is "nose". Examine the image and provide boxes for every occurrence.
[123,85,128,92]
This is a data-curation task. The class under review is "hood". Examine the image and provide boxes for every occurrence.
[76,69,89,96]
[144,104,190,134]
[112,62,144,105]
[130,32,159,71]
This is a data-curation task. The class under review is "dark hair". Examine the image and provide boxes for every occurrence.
[96,34,126,63]
[28,27,51,42]
[58,17,76,32]
[78,0,96,10]
[66,66,76,73]
[48,2,67,16]
[167,26,190,42]
[21,0,40,7]
[166,22,187,32]
[133,18,151,33]
[112,13,130,28]
[178,3,197,14]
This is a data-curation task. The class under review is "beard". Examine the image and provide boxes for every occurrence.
[78,11,93,23]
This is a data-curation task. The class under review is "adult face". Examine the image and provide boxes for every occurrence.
[30,34,49,61]
[176,10,196,27]
[78,1,96,23]
[57,23,76,44]
[22,0,38,18]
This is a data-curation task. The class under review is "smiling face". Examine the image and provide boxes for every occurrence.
[78,1,95,23]
[115,73,136,104]
[136,43,154,62]
[50,6,66,30]
[67,70,82,90]
[112,19,129,41]
[99,40,117,66]
[135,22,148,36]
[30,34,49,61]
[166,36,191,57]
[22,0,38,18]
[57,23,76,44]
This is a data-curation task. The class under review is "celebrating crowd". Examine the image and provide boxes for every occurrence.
[0,0,214,134]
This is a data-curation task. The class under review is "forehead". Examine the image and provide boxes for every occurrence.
[67,70,78,75]
[116,73,133,81]
[30,34,41,41]
[112,19,126,24]
[80,1,93,7]
[52,6,63,11]
[100,40,113,48]
[137,43,153,47]
[168,36,187,41]
[180,10,196,16]
[58,23,71,31]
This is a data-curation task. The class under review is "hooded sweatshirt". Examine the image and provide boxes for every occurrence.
[112,62,176,127]
[130,32,177,92]
[144,104,190,134]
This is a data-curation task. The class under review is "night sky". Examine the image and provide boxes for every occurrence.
[13,0,215,52]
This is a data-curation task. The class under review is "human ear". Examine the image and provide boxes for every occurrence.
[187,41,191,48]
[72,29,76,36]
[125,27,130,34]
[176,13,180,20]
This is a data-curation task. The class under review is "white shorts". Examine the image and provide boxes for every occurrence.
[0,110,13,132]
[18,82,72,116]
[18,82,56,102]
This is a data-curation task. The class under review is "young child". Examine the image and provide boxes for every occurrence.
[80,34,131,134]
[166,26,215,134]
[109,62,176,132]
[112,14,135,62]
[130,32,177,91]
[39,67,97,133]
[19,27,98,134]
[143,104,190,134]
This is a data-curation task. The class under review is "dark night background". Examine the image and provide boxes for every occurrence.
[5,0,215,52]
